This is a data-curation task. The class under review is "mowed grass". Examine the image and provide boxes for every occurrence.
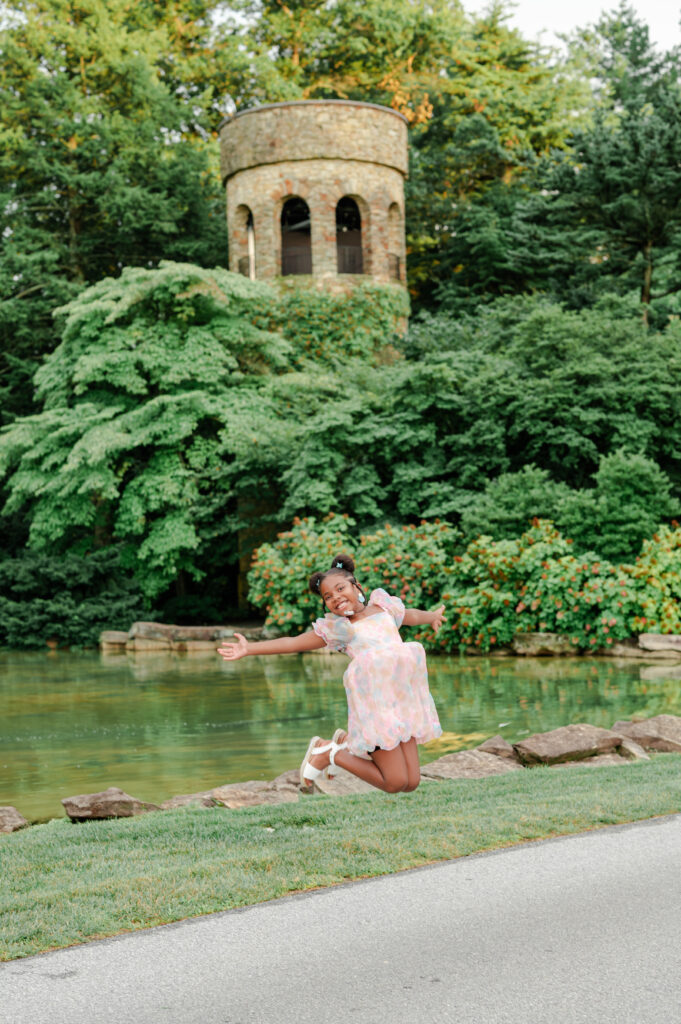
[3,755,681,960]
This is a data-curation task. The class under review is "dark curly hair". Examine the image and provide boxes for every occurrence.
[309,553,367,606]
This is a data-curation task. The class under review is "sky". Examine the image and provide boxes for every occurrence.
[463,0,681,52]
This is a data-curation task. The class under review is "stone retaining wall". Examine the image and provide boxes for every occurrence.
[101,626,681,660]
[100,621,268,653]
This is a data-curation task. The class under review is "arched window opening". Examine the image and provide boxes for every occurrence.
[236,206,256,280]
[388,203,402,281]
[336,197,363,274]
[281,197,312,275]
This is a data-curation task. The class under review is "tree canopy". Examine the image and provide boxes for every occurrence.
[2,0,681,636]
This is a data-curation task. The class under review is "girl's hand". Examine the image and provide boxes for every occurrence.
[217,633,249,660]
[430,605,446,634]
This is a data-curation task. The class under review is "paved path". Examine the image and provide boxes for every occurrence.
[3,816,681,1024]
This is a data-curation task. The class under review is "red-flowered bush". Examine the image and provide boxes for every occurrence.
[247,513,461,633]
[629,524,681,634]
[248,514,681,652]
[426,521,642,652]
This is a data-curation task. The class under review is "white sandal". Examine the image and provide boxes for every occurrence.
[300,736,348,787]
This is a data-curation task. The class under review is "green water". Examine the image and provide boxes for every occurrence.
[2,649,681,822]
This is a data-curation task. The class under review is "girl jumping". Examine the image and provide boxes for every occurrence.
[217,553,445,794]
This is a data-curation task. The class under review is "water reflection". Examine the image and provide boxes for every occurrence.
[1,649,680,821]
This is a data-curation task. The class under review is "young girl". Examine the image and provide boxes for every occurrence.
[217,553,445,794]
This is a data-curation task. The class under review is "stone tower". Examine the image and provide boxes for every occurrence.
[219,100,408,285]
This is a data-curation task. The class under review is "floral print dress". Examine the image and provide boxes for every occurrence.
[313,588,442,757]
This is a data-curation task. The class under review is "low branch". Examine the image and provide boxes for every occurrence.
[651,282,681,300]
[7,284,44,301]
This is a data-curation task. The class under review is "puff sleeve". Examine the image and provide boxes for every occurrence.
[369,588,406,627]
[312,614,353,652]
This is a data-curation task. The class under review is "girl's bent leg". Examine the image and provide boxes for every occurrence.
[400,738,421,791]
[332,744,410,793]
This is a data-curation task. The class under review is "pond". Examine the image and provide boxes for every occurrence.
[2,648,681,822]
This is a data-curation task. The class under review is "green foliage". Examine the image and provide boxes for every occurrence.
[397,298,681,543]
[434,520,642,653]
[461,452,677,563]
[629,526,681,634]
[247,513,356,632]
[566,1,681,112]
[558,451,677,562]
[0,0,238,420]
[0,548,145,647]
[227,0,466,116]
[248,514,681,653]
[460,466,572,541]
[404,10,590,305]
[0,265,410,606]
[534,92,681,315]
[431,6,681,316]
[247,512,461,631]
[252,280,409,366]
[2,0,680,629]
[0,263,293,598]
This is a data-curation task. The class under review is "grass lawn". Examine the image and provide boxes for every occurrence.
[3,755,681,961]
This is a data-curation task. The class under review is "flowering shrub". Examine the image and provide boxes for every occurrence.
[247,513,461,632]
[428,521,643,652]
[247,514,356,633]
[629,525,681,633]
[249,515,681,652]
[356,520,462,609]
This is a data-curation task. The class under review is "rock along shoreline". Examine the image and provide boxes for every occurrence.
[100,623,681,660]
[3,714,681,837]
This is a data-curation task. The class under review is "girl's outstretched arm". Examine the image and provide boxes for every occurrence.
[402,604,446,632]
[217,630,326,660]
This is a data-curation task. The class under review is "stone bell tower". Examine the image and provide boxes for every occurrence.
[219,100,408,285]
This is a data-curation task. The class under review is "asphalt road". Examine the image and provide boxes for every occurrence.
[3,815,681,1024]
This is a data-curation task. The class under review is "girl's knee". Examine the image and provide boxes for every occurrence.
[383,770,409,793]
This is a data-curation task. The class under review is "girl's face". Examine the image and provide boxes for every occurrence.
[321,575,361,616]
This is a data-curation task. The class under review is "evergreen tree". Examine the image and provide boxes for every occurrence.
[0,0,242,422]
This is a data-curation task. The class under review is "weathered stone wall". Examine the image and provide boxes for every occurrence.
[226,159,406,282]
[219,101,408,285]
[219,101,408,180]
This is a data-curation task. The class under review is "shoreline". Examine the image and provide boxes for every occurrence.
[5,713,681,834]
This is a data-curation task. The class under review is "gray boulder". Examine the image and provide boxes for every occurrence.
[311,766,376,795]
[99,630,128,650]
[269,770,302,791]
[421,749,523,780]
[160,792,217,810]
[512,632,579,656]
[611,714,681,753]
[0,806,28,834]
[513,723,622,766]
[476,734,520,761]
[212,780,299,808]
[638,633,681,654]
[213,625,267,642]
[617,737,650,761]
[551,753,632,769]
[128,621,175,641]
[605,642,665,659]
[62,786,160,821]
